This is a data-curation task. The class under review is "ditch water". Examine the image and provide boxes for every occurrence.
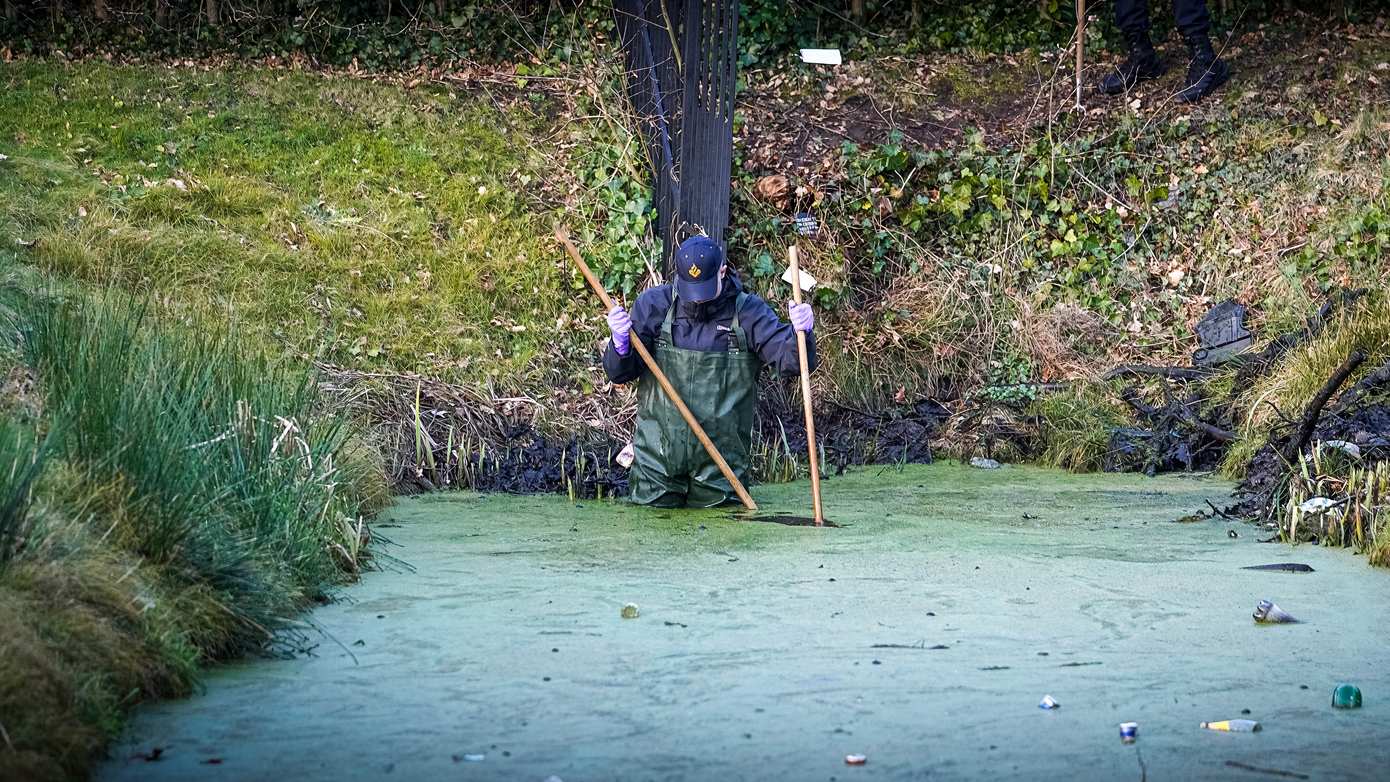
[101,464,1390,781]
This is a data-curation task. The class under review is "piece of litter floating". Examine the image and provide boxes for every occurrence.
[462,753,485,762]
[800,48,842,66]
[1200,719,1261,732]
[1252,599,1298,624]
[781,265,817,293]
[1119,722,1138,743]
[621,602,640,619]
[1320,440,1362,458]
[1039,694,1060,710]
[1298,497,1339,514]
[844,754,867,765]
[544,777,565,782]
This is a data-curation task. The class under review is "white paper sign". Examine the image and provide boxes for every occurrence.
[799,48,842,66]
[782,266,817,293]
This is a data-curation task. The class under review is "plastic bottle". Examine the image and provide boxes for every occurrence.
[1200,719,1261,732]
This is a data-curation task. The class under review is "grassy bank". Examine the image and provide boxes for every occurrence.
[1,21,1387,485]
[0,265,386,781]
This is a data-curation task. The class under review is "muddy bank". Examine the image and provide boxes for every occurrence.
[102,465,1390,781]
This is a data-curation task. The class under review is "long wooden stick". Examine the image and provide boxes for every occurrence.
[787,246,823,526]
[555,226,757,511]
[1074,0,1086,110]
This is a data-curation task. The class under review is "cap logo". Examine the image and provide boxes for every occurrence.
[687,263,702,278]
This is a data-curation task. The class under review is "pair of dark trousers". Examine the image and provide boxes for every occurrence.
[1115,0,1211,38]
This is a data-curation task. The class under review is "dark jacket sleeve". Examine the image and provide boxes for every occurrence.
[741,294,817,378]
[601,287,669,385]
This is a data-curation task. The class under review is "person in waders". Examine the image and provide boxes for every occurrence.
[603,236,816,508]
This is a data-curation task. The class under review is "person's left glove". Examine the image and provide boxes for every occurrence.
[788,301,814,333]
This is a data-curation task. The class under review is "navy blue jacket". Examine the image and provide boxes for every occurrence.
[602,272,816,384]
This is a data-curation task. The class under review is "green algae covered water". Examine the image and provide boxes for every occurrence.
[101,464,1390,781]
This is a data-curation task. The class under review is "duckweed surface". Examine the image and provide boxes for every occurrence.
[102,464,1390,781]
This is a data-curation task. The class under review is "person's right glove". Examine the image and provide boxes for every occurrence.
[607,304,632,355]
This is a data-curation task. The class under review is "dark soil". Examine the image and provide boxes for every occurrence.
[1232,400,1390,517]
[406,380,945,500]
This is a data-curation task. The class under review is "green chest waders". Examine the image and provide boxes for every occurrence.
[629,292,761,507]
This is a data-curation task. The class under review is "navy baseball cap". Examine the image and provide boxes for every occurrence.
[674,236,724,302]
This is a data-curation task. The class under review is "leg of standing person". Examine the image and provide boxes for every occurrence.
[1100,0,1167,95]
[1174,0,1230,102]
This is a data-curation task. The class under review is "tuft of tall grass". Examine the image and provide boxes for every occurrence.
[11,290,382,652]
[1031,385,1126,473]
[0,418,47,568]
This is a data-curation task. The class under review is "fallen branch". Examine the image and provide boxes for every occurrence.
[1120,387,1234,441]
[1330,359,1390,416]
[1279,350,1366,466]
[1103,364,1212,381]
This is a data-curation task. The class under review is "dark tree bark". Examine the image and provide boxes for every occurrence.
[1280,350,1366,466]
[205,0,219,27]
[154,0,168,26]
[850,0,864,21]
[94,0,110,22]
[4,0,17,22]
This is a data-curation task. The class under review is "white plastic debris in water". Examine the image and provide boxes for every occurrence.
[970,457,1002,470]
[1039,694,1060,710]
[1299,497,1340,514]
[1321,440,1362,458]
[800,48,842,65]
[462,753,485,762]
[782,265,817,293]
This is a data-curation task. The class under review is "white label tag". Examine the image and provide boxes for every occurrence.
[800,48,843,65]
[782,266,817,293]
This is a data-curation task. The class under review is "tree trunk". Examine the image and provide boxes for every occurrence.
[4,0,17,22]
[850,0,864,21]
[154,0,168,26]
[434,0,445,19]
[94,0,110,22]
[205,0,219,27]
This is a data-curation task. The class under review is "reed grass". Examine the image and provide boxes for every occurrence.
[0,273,386,780]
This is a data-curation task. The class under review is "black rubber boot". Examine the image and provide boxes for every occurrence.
[1099,30,1165,95]
[1178,34,1230,103]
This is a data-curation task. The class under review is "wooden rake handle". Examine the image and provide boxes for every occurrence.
[555,226,757,511]
[787,246,824,526]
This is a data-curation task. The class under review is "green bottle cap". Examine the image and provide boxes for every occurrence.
[1332,683,1362,709]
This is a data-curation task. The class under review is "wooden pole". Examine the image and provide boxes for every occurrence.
[787,246,824,526]
[1074,0,1086,111]
[555,226,757,511]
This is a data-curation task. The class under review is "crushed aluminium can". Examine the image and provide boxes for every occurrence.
[1119,722,1138,743]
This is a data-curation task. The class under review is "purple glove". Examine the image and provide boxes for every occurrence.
[789,301,814,333]
[607,304,632,355]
